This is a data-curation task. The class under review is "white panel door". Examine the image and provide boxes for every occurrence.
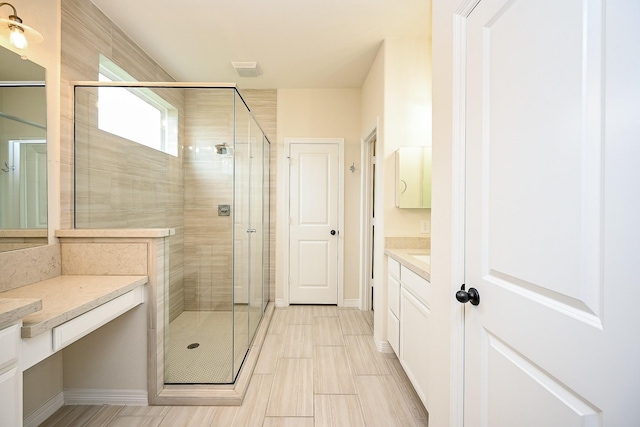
[289,142,340,304]
[463,0,640,425]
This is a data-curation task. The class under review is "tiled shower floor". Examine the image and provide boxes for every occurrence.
[165,307,262,383]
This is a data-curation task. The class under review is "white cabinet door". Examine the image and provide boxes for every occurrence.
[387,272,401,356]
[0,367,21,426]
[399,287,430,410]
[0,324,21,427]
[387,309,399,356]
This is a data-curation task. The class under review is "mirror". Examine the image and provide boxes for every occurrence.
[0,46,47,252]
[395,146,431,209]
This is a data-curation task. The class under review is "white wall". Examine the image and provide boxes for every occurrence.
[429,1,462,426]
[275,89,362,303]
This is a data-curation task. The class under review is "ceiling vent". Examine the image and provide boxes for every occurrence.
[231,61,260,77]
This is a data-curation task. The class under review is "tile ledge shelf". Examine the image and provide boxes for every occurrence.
[55,228,176,238]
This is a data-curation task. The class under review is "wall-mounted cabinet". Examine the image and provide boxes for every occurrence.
[395,147,431,208]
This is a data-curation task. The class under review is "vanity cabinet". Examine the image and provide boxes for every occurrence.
[387,258,401,354]
[400,283,430,408]
[0,323,21,427]
[386,255,431,410]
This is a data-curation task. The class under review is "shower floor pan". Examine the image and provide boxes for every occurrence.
[166,307,263,384]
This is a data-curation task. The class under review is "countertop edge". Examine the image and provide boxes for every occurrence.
[385,248,431,282]
[0,275,148,338]
[21,276,148,338]
[55,229,175,238]
[0,298,42,330]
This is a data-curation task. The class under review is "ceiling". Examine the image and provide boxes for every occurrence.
[90,0,431,89]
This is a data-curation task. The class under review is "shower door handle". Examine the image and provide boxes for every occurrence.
[247,229,256,233]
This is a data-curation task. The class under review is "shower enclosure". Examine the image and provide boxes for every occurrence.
[73,83,270,386]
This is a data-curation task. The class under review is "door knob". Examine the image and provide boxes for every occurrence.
[330,230,337,235]
[456,284,480,306]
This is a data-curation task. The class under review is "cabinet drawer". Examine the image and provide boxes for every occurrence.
[388,275,400,317]
[388,257,400,280]
[387,309,400,356]
[0,324,19,371]
[401,266,430,307]
[52,286,144,352]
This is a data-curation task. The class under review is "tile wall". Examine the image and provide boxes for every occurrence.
[60,0,277,319]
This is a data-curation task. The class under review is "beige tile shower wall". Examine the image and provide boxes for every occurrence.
[182,89,277,311]
[60,0,185,321]
[183,89,236,311]
[242,90,277,303]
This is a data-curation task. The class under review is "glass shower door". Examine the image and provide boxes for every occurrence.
[233,93,250,380]
[248,117,264,341]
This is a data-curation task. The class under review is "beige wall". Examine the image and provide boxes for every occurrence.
[360,43,387,338]
[382,37,432,238]
[276,89,362,302]
[362,38,432,345]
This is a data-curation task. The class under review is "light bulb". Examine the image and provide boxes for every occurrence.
[9,26,27,49]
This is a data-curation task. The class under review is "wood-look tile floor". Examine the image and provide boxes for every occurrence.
[40,306,428,427]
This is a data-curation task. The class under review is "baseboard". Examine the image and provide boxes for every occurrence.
[24,391,64,427]
[63,388,148,406]
[342,298,360,308]
[276,299,360,308]
[374,333,394,353]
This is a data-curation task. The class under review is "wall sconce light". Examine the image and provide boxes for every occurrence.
[0,2,43,50]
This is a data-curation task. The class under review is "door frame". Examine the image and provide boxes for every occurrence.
[451,1,482,426]
[358,123,378,311]
[281,137,345,307]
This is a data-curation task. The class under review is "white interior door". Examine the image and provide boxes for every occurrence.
[11,140,47,229]
[289,141,340,304]
[462,0,640,425]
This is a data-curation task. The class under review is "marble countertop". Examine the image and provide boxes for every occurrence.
[0,275,148,338]
[0,298,42,330]
[55,228,175,238]
[385,248,431,281]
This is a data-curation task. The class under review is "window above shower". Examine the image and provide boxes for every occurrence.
[96,56,179,157]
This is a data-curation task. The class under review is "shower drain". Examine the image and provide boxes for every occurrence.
[187,343,200,349]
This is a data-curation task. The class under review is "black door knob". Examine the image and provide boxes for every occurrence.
[330,230,336,235]
[455,284,480,306]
